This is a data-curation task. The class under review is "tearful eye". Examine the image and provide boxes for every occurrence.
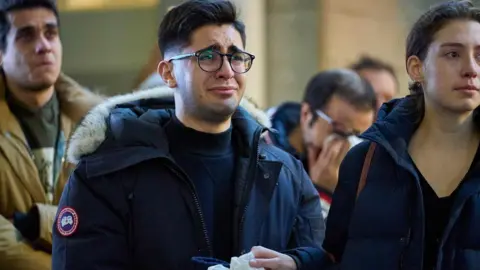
[198,52,214,61]
[445,51,460,58]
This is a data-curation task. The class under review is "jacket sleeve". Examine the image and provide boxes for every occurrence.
[52,163,130,270]
[9,204,57,254]
[284,142,370,270]
[0,215,52,270]
[288,161,326,249]
[35,203,57,250]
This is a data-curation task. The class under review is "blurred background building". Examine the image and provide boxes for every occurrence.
[57,0,463,108]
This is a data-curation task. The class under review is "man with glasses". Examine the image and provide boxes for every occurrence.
[52,1,325,269]
[266,69,376,218]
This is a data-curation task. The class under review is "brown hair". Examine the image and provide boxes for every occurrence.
[405,0,480,125]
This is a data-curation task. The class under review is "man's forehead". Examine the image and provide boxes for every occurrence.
[7,8,57,30]
[190,24,244,51]
[207,42,242,51]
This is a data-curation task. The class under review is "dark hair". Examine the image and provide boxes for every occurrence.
[406,0,480,125]
[0,0,59,51]
[157,0,246,57]
[302,68,377,112]
[350,55,399,91]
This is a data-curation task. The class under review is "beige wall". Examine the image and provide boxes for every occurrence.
[265,0,319,108]
[317,0,410,97]
[231,0,268,108]
[59,0,428,102]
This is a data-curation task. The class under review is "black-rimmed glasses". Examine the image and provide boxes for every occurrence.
[168,48,255,74]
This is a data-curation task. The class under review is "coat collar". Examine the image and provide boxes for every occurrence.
[0,72,103,203]
[67,86,272,164]
[0,72,104,140]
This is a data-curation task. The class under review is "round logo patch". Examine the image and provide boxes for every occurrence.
[57,207,78,237]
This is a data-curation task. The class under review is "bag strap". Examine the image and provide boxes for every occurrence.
[326,142,377,264]
[356,142,376,199]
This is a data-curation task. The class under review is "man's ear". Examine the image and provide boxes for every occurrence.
[300,102,313,128]
[158,60,177,88]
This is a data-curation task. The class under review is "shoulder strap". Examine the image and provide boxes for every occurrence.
[326,142,377,264]
[356,142,376,199]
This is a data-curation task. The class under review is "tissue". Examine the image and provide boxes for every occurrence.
[207,252,264,270]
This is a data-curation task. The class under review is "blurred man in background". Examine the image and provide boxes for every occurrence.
[350,55,399,110]
[266,69,376,218]
[0,1,102,269]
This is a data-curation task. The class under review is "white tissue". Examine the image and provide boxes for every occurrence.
[323,133,363,150]
[207,252,264,270]
[348,136,363,149]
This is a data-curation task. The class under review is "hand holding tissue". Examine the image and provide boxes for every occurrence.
[207,252,264,270]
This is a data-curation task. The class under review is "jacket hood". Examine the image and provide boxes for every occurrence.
[67,86,272,164]
[268,102,301,156]
[360,95,421,162]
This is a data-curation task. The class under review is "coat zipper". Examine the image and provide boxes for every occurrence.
[127,192,136,267]
[237,127,263,253]
[165,159,213,256]
[398,228,411,269]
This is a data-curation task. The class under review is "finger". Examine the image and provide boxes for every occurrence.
[340,139,351,156]
[333,139,350,165]
[251,246,280,259]
[249,258,282,269]
[318,137,343,165]
[319,140,349,172]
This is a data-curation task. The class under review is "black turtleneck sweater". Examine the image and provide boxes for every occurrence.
[164,115,236,261]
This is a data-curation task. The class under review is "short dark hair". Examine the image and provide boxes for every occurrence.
[406,0,480,126]
[302,69,377,112]
[350,55,398,89]
[0,0,59,51]
[157,0,246,57]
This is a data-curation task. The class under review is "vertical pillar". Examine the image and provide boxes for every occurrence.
[317,0,410,97]
[264,0,319,107]
[231,0,268,108]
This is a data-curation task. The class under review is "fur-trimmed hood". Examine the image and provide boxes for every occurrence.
[67,86,271,164]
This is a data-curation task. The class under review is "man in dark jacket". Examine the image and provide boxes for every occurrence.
[51,1,324,269]
[265,69,376,218]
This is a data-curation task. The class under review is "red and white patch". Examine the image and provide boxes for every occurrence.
[57,207,79,237]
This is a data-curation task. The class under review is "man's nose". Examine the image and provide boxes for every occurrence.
[215,56,235,80]
[35,35,52,54]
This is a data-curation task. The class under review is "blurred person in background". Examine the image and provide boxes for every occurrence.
[52,1,325,269]
[250,1,480,269]
[0,1,102,269]
[132,44,164,89]
[265,69,376,218]
[133,6,176,90]
[350,55,399,110]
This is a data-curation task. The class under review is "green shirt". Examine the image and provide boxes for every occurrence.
[7,91,60,203]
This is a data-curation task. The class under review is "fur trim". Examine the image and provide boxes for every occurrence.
[67,86,271,164]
